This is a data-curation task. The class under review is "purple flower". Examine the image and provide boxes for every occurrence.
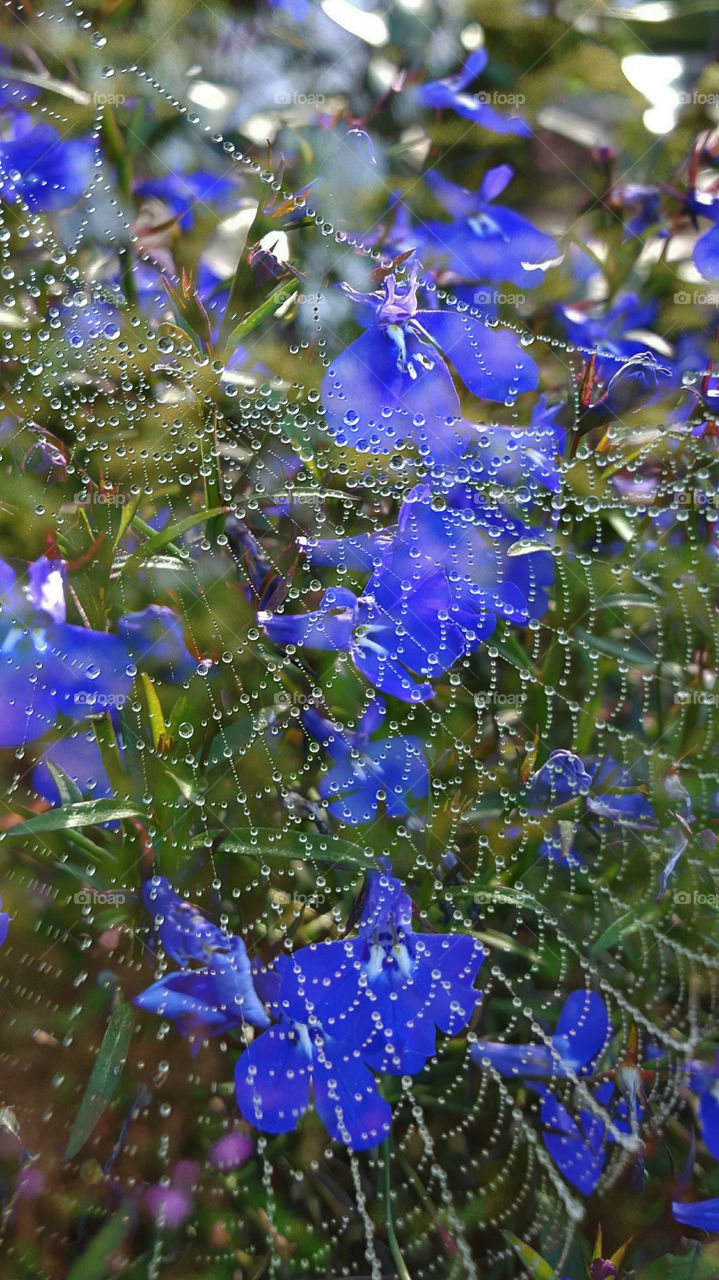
[134,878,270,1037]
[421,166,559,288]
[134,170,235,231]
[417,49,530,136]
[0,555,133,747]
[210,1131,254,1169]
[235,869,484,1146]
[320,264,538,459]
[265,485,553,702]
[0,894,8,946]
[0,115,93,211]
[302,700,429,824]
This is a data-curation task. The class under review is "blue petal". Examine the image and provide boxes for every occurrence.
[541,1091,607,1195]
[553,990,610,1071]
[673,1198,719,1232]
[118,605,198,683]
[312,1036,392,1149]
[33,731,113,803]
[700,1091,719,1160]
[419,309,538,402]
[694,225,719,280]
[261,588,357,652]
[235,1025,312,1133]
[321,325,461,453]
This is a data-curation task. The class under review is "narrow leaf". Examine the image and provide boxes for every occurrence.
[66,1000,135,1159]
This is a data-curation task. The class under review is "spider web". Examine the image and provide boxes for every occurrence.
[0,6,717,1277]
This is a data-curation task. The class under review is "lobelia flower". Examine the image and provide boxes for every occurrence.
[302,700,429,824]
[0,555,133,747]
[673,1197,719,1232]
[134,879,269,1037]
[687,1052,719,1159]
[118,605,203,684]
[417,49,530,136]
[266,485,553,702]
[234,953,393,1149]
[559,294,673,414]
[235,868,484,1145]
[473,990,638,1194]
[141,876,232,965]
[421,166,559,288]
[133,170,236,232]
[687,187,719,280]
[525,751,655,867]
[459,397,566,495]
[320,263,539,461]
[0,115,94,211]
[0,894,8,946]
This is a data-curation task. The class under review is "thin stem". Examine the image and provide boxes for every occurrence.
[383,1136,412,1280]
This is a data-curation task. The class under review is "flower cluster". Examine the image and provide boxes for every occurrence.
[135,871,485,1150]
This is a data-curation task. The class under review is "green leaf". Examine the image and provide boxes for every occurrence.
[502,1230,555,1280]
[639,1244,719,1280]
[120,507,228,572]
[67,1206,136,1280]
[45,760,84,807]
[8,801,143,836]
[65,1000,135,1159]
[220,278,299,357]
[591,909,644,956]
[193,827,378,869]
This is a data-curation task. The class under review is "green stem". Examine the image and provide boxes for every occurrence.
[383,1137,412,1280]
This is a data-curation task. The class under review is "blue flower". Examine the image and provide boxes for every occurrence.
[134,170,235,231]
[320,264,538,459]
[0,555,133,747]
[559,294,673,413]
[688,1054,719,1160]
[673,1198,719,1232]
[472,989,610,1082]
[141,876,233,965]
[472,991,640,1194]
[118,605,202,684]
[32,729,113,805]
[274,869,486,1076]
[0,115,93,211]
[459,396,566,494]
[417,49,530,136]
[525,752,655,867]
[526,751,593,810]
[302,700,429,824]
[134,880,269,1037]
[235,1011,391,1150]
[421,166,559,288]
[266,485,553,701]
[687,188,719,280]
[0,895,8,946]
[234,869,483,1145]
[134,939,270,1037]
